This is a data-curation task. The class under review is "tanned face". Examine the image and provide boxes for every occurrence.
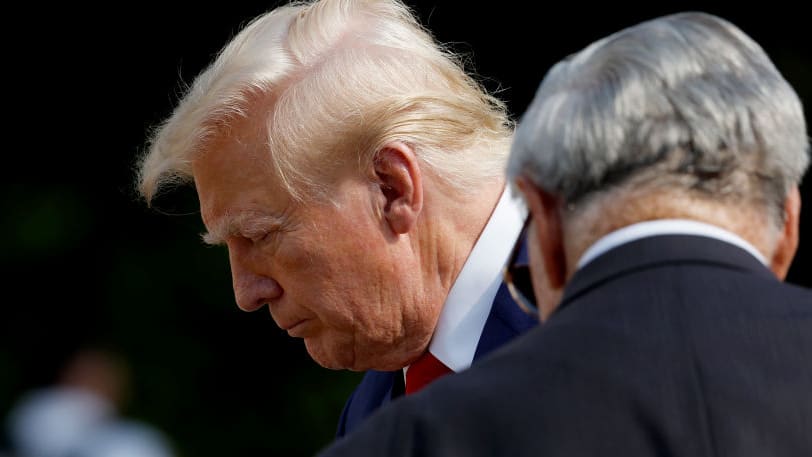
[191,116,438,371]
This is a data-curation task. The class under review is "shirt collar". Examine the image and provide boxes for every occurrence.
[425,185,526,373]
[577,218,768,270]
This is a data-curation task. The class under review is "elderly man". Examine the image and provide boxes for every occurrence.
[136,0,535,437]
[317,11,812,456]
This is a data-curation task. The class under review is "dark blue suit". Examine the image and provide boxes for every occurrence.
[335,275,538,437]
[321,235,812,456]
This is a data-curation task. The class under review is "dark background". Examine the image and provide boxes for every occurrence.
[2,2,809,456]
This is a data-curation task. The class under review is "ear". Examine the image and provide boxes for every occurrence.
[373,142,423,235]
[515,176,567,290]
[770,186,801,280]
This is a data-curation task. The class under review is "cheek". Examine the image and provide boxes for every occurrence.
[303,231,391,316]
[302,250,418,369]
[527,238,564,321]
[527,234,552,317]
[315,263,400,334]
[302,291,402,371]
[527,233,545,290]
[286,240,384,328]
[288,204,425,368]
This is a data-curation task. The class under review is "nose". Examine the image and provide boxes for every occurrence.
[233,272,283,312]
[228,245,283,312]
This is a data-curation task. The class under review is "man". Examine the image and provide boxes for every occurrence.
[317,11,812,456]
[135,0,536,437]
[5,348,176,457]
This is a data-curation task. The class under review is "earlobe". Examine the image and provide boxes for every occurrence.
[770,186,801,280]
[373,142,423,235]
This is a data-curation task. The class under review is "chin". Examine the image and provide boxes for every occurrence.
[304,337,356,371]
[304,333,415,372]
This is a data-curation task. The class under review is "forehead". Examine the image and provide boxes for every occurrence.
[191,119,290,226]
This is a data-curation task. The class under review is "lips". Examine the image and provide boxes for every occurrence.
[285,319,311,337]
[271,306,313,337]
[279,318,304,331]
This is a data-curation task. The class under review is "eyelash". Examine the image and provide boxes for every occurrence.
[248,232,270,244]
[241,223,288,246]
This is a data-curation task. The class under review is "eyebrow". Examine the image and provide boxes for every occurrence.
[201,212,286,245]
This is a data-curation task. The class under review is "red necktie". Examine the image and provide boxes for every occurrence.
[405,351,453,394]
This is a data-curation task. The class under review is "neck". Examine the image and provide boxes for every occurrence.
[562,191,776,278]
[420,177,506,301]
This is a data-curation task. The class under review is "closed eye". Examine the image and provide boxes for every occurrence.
[245,230,272,244]
[202,212,288,246]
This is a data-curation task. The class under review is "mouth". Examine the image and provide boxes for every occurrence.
[283,319,311,337]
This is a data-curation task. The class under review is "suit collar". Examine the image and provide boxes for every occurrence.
[559,234,776,311]
[577,219,768,268]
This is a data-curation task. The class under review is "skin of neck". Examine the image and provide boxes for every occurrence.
[561,190,781,281]
[518,173,800,323]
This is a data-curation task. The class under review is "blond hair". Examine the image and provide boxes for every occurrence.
[138,0,513,203]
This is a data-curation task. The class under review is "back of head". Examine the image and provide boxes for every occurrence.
[508,12,809,234]
[138,0,512,204]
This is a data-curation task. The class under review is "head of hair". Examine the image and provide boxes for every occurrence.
[60,347,131,410]
[138,0,513,204]
[508,12,809,229]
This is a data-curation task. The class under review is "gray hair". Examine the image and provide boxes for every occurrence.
[507,12,809,225]
[137,0,513,204]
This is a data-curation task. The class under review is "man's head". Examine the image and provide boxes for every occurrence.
[60,348,131,411]
[506,12,809,320]
[136,0,512,370]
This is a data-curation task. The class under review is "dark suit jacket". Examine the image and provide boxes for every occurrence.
[321,235,812,456]
[336,269,538,437]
